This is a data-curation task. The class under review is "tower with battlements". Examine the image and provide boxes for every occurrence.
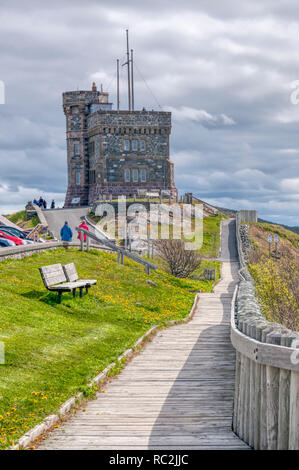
[63,83,177,207]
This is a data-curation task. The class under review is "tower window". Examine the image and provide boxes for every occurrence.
[88,141,95,155]
[132,169,139,183]
[74,143,80,155]
[140,169,147,182]
[124,140,130,151]
[140,140,146,151]
[75,171,80,185]
[89,169,96,184]
[124,168,131,182]
[132,140,138,151]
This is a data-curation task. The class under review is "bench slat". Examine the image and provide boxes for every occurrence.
[63,263,78,282]
[39,264,66,287]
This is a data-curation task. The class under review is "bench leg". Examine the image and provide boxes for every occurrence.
[58,291,62,303]
[73,288,76,298]
[86,286,89,294]
[79,287,83,298]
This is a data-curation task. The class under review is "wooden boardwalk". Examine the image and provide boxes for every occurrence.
[38,258,249,450]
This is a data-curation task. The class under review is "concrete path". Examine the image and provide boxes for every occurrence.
[38,219,249,450]
[42,207,90,240]
[219,218,238,261]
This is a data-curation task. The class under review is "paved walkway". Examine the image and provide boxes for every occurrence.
[38,219,249,450]
[42,207,90,240]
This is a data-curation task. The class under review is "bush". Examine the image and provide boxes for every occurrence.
[249,247,299,330]
[154,239,202,278]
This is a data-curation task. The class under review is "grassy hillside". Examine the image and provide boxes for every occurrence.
[89,211,222,259]
[199,216,221,257]
[7,210,39,229]
[248,222,299,255]
[0,247,219,449]
[247,222,298,330]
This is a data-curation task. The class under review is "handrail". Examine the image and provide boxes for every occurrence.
[83,216,112,241]
[76,226,157,272]
[231,285,299,372]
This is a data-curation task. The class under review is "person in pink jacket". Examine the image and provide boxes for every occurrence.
[77,221,89,242]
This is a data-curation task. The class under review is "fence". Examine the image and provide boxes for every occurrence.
[77,226,157,275]
[232,212,299,449]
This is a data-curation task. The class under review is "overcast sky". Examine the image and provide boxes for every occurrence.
[0,0,299,225]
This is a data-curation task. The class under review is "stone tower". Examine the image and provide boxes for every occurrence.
[63,83,177,207]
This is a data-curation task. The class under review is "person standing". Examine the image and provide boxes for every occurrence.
[51,199,55,209]
[60,221,73,249]
[77,220,89,242]
[38,196,44,207]
[43,199,47,209]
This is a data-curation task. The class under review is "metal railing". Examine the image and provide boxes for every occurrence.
[76,226,157,274]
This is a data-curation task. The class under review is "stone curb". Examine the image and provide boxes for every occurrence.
[9,292,200,450]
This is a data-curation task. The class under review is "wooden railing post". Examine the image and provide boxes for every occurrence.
[254,320,268,449]
[265,329,283,450]
[277,333,294,449]
[289,371,299,449]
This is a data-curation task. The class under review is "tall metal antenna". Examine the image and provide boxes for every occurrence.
[131,49,134,111]
[126,29,131,111]
[117,59,120,111]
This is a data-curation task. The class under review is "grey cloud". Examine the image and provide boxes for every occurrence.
[0,0,299,223]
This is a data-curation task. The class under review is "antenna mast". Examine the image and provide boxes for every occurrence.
[126,29,131,111]
[117,59,120,111]
[131,49,134,111]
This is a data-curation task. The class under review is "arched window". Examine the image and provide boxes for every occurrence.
[124,168,131,182]
[132,169,139,183]
[124,140,130,151]
[132,140,138,151]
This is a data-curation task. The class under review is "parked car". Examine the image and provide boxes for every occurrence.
[0,230,24,245]
[0,225,28,239]
[0,238,16,247]
[0,227,34,244]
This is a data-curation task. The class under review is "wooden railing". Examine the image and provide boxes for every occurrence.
[232,213,299,449]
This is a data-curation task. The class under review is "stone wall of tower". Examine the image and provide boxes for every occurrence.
[63,89,100,207]
[86,110,177,202]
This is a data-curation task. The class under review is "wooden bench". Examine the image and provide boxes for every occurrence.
[39,263,89,302]
[62,263,97,294]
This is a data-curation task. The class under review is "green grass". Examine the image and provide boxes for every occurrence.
[254,222,299,248]
[0,247,218,448]
[7,210,27,225]
[200,216,222,257]
[7,211,39,229]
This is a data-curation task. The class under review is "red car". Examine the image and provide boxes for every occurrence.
[0,231,24,246]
